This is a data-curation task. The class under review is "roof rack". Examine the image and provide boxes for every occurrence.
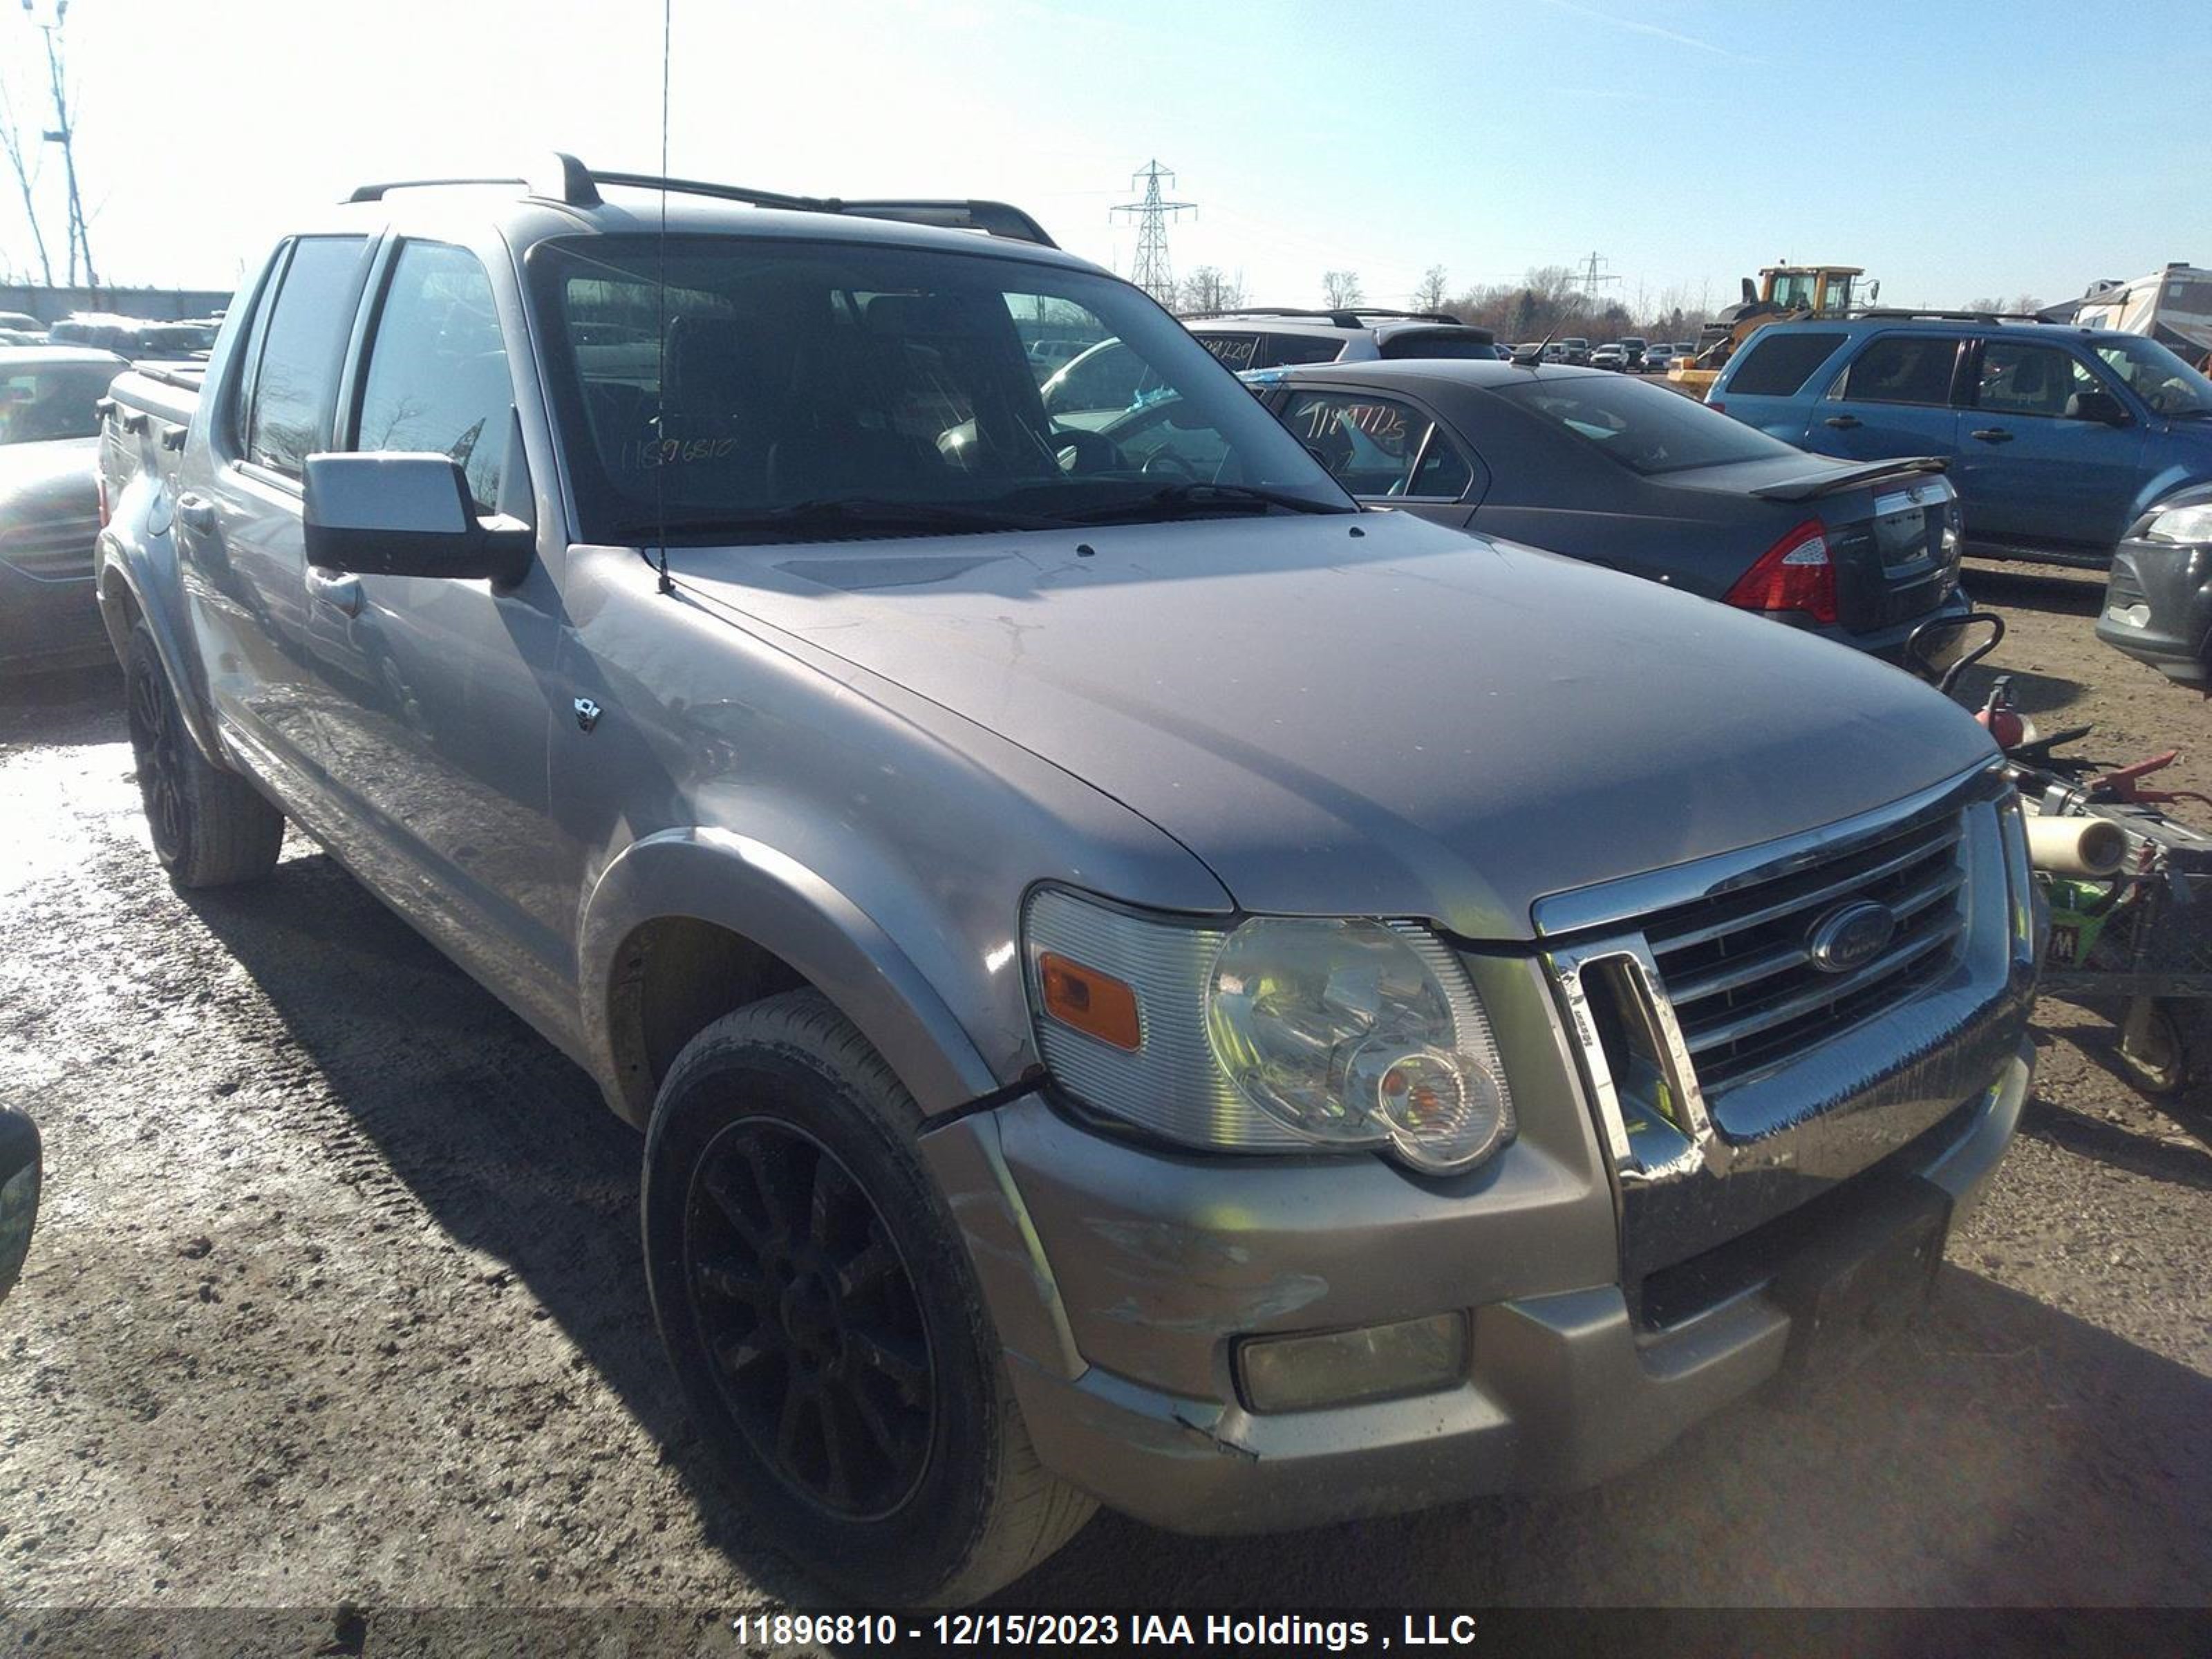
[344,152,1058,247]
[1181,305,1466,329]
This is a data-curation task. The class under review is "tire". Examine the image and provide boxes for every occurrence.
[2117,996,2212,1100]
[642,990,1094,1606]
[123,621,285,888]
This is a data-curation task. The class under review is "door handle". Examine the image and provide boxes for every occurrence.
[1824,415,1862,429]
[1970,427,2015,444]
[176,493,216,533]
[306,565,364,618]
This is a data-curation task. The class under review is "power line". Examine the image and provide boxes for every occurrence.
[1111,160,1194,308]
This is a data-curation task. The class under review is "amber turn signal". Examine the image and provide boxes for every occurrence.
[1037,952,1142,1051]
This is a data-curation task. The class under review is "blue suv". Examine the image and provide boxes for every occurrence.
[1707,317,2212,569]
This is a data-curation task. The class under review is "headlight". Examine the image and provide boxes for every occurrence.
[1023,888,1514,1173]
[2142,502,2212,545]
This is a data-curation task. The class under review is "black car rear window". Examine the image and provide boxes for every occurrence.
[1725,330,1848,396]
[1492,373,1803,476]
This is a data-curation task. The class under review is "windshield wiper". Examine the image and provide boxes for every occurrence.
[1057,482,1351,524]
[600,496,1067,544]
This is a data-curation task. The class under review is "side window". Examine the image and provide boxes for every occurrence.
[355,242,514,512]
[1280,390,1464,498]
[1974,340,2101,420]
[1194,332,1260,372]
[1261,334,1346,368]
[242,236,369,478]
[1835,335,1962,407]
[1725,330,1846,396]
[1408,427,1473,498]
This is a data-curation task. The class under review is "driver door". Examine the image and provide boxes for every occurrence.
[296,238,574,1020]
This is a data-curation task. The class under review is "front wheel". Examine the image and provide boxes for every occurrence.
[123,622,285,888]
[643,991,1094,1605]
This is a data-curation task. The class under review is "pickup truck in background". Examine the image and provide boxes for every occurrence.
[96,155,2038,1606]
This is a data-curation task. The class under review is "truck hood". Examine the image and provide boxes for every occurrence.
[673,509,1997,939]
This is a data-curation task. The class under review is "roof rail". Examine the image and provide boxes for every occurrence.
[346,153,599,206]
[1852,307,2045,324]
[1179,304,1470,328]
[345,153,1056,247]
[1179,306,1366,327]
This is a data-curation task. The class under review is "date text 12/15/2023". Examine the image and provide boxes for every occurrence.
[727,1612,1481,1651]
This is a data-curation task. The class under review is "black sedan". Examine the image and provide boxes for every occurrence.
[1244,358,1972,664]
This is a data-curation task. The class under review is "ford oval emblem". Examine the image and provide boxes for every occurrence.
[1808,901,1896,974]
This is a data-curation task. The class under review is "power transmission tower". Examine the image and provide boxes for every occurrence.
[1576,250,1619,307]
[26,0,95,288]
[1112,160,1194,308]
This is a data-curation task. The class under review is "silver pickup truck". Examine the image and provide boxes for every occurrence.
[95,156,2038,1605]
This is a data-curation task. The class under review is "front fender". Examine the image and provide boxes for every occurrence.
[95,504,227,767]
[577,827,1004,1126]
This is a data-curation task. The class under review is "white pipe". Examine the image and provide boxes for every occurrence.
[2027,814,2128,877]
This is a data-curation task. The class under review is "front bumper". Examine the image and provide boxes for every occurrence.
[924,1024,2031,1537]
[2096,536,2212,688]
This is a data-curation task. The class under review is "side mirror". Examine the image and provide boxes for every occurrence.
[303,453,532,583]
[2069,389,2132,427]
[0,1107,41,1304]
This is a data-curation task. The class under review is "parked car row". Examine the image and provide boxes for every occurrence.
[86,156,2036,1604]
[46,313,221,359]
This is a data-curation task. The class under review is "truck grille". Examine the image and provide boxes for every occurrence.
[1642,809,1969,1091]
[0,510,100,580]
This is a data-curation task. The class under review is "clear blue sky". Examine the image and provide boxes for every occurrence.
[5,0,2207,312]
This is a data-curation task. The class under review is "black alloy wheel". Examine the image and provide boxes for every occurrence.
[682,1118,934,1521]
[126,642,189,863]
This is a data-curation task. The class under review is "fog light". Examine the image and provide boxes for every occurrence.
[1236,1312,1465,1413]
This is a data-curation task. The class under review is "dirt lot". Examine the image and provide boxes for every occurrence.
[3,565,2210,1643]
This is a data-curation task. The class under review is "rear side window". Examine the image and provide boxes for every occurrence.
[1836,335,1963,408]
[1260,334,1345,368]
[1725,330,1846,396]
[355,242,514,512]
[243,236,370,477]
[1194,331,1261,371]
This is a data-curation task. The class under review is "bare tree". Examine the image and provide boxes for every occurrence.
[1414,265,1450,314]
[0,79,52,286]
[1177,265,1244,315]
[1322,270,1364,308]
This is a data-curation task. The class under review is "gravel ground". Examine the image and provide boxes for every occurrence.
[2,565,2209,1644]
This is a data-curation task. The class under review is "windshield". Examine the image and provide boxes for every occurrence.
[1493,373,1803,475]
[2090,335,2212,418]
[0,361,115,445]
[529,235,1352,541]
